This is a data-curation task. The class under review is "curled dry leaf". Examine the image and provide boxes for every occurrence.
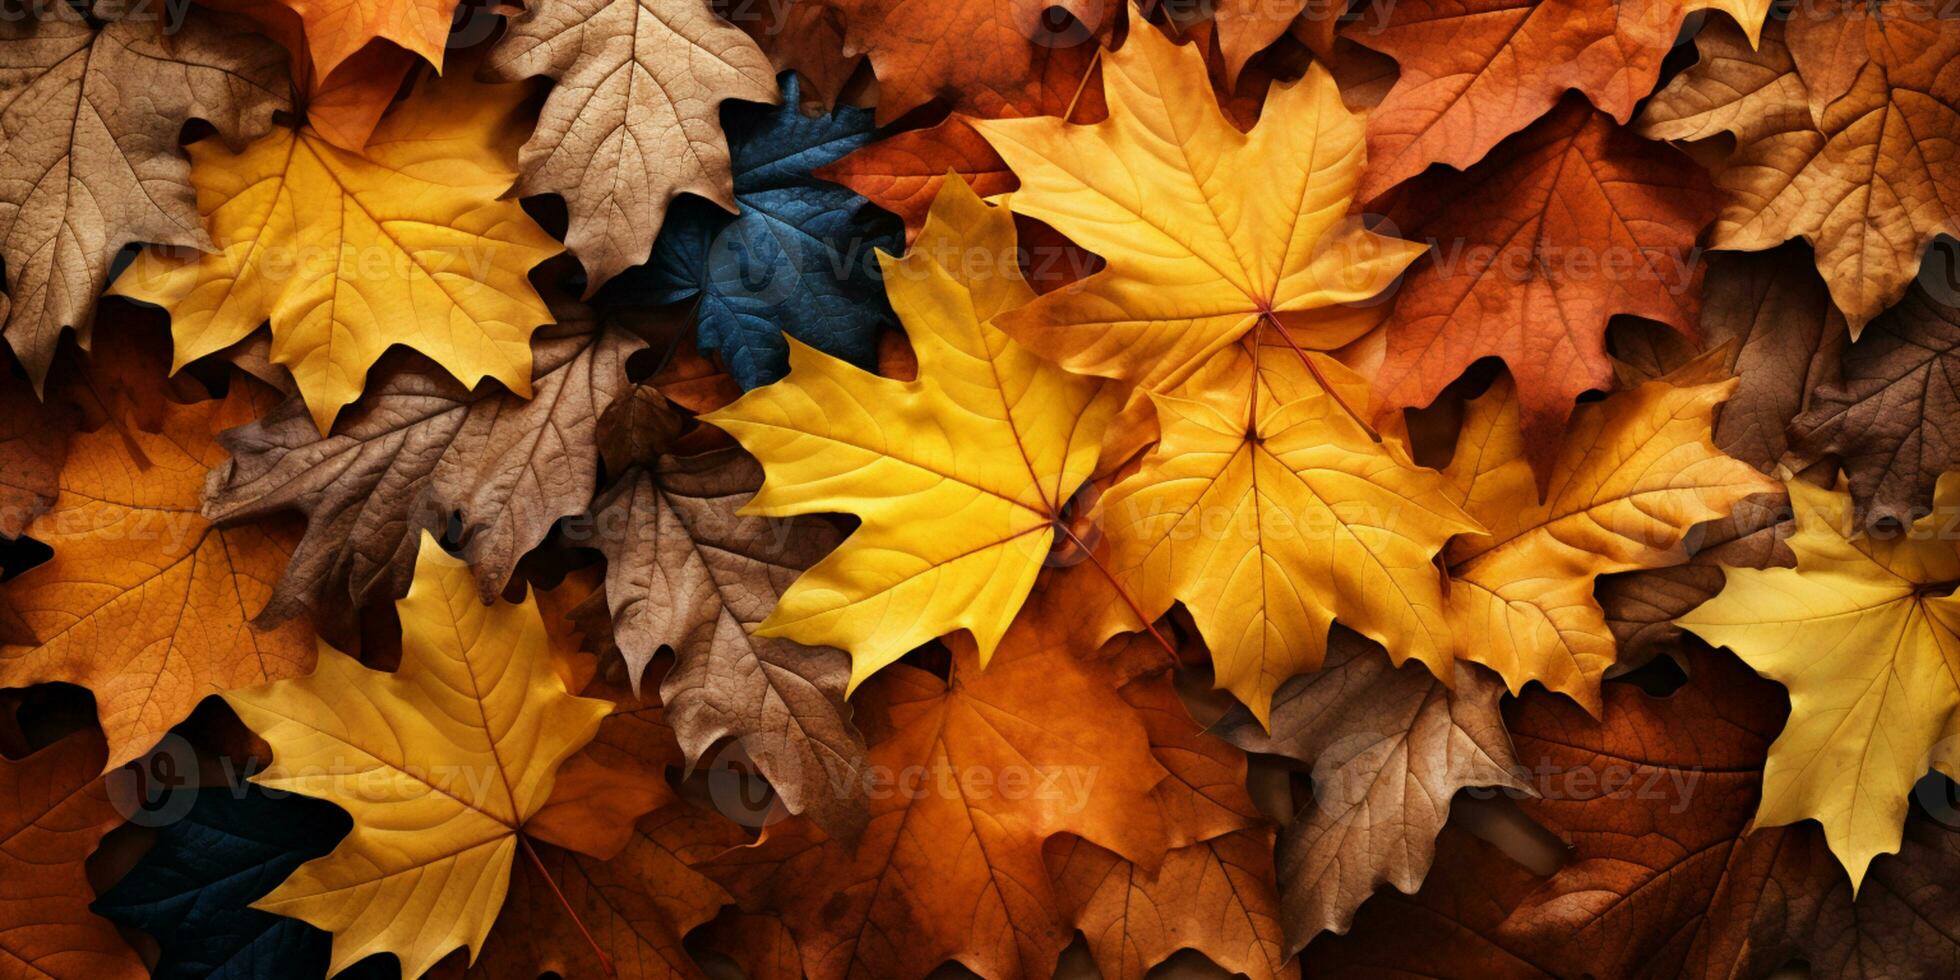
[0,5,289,389]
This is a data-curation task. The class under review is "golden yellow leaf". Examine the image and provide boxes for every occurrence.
[1679,477,1960,890]
[970,17,1424,397]
[1446,368,1778,713]
[0,374,313,771]
[702,178,1122,689]
[1098,348,1478,724]
[224,534,614,978]
[111,69,563,433]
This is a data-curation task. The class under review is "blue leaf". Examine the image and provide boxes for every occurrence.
[612,73,903,389]
[92,786,395,980]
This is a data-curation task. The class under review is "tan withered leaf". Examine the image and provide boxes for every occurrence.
[0,727,145,979]
[703,622,1171,980]
[1372,99,1718,473]
[0,5,289,389]
[1217,628,1522,952]
[590,447,869,840]
[0,373,313,771]
[1638,5,1960,330]
[1349,0,1769,200]
[202,306,643,636]
[487,0,778,290]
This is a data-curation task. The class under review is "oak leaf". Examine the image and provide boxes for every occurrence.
[702,621,1171,980]
[702,178,1120,687]
[486,0,778,290]
[201,306,642,636]
[1679,476,1960,888]
[1350,0,1770,200]
[0,728,145,980]
[591,447,868,839]
[1789,258,1960,525]
[223,534,618,978]
[1438,365,1777,712]
[0,5,289,390]
[973,18,1424,398]
[0,373,313,771]
[1372,100,1719,470]
[1639,7,1960,329]
[1098,347,1478,722]
[1217,629,1522,950]
[111,68,563,434]
[620,73,901,390]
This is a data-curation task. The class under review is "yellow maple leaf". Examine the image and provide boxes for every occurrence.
[111,69,563,433]
[224,534,614,978]
[1679,476,1960,890]
[1098,348,1479,724]
[970,15,1424,396]
[1447,366,1778,712]
[0,376,313,771]
[702,179,1122,689]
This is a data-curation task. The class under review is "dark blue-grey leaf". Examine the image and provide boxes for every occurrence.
[92,786,393,980]
[613,72,902,389]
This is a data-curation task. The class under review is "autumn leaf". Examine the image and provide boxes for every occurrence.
[972,17,1424,398]
[0,376,71,539]
[0,727,145,980]
[1638,6,1960,329]
[223,534,620,978]
[1371,100,1718,471]
[1789,255,1960,525]
[0,5,289,390]
[1217,628,1522,950]
[1349,0,1770,200]
[702,621,1171,980]
[486,0,778,289]
[110,67,563,434]
[819,0,1113,123]
[590,447,869,839]
[1438,363,1777,712]
[702,177,1120,687]
[733,0,857,110]
[0,370,313,771]
[92,786,380,979]
[194,0,421,151]
[1097,347,1478,722]
[1679,475,1960,888]
[201,305,642,636]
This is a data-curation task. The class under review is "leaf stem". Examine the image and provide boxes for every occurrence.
[1260,311,1381,443]
[1064,49,1102,124]
[519,834,616,978]
[1054,519,1182,672]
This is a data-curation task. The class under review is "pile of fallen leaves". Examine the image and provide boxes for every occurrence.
[3,0,1959,976]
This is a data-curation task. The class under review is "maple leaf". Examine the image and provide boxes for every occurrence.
[590,447,869,839]
[0,727,145,979]
[1349,0,1771,200]
[616,73,901,390]
[1047,830,1295,980]
[280,0,458,84]
[92,786,387,979]
[0,5,289,390]
[1789,260,1960,525]
[1097,347,1478,723]
[201,306,642,636]
[194,0,421,152]
[223,534,621,978]
[1679,476,1960,888]
[702,621,1171,980]
[486,0,778,290]
[1639,5,1960,329]
[701,178,1121,686]
[1438,364,1777,712]
[734,0,858,110]
[816,0,1113,123]
[0,371,313,771]
[1216,628,1523,950]
[110,68,563,434]
[1371,99,1719,471]
[0,376,70,539]
[971,17,1424,398]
